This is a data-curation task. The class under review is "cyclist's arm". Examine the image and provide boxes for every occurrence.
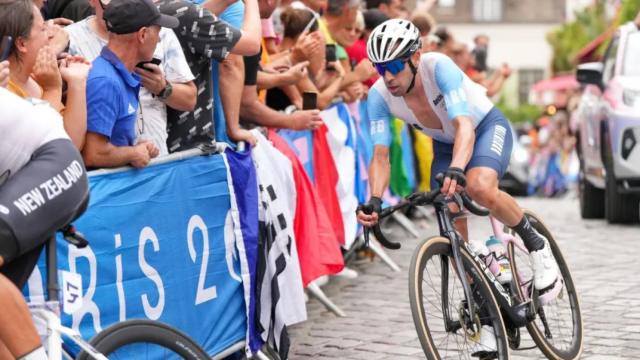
[435,57,475,170]
[368,87,392,198]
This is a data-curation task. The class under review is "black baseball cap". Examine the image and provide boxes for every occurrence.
[103,0,179,35]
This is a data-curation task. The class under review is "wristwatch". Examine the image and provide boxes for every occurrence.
[155,81,173,99]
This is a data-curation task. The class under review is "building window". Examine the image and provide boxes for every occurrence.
[438,0,455,7]
[519,69,544,105]
[473,0,502,22]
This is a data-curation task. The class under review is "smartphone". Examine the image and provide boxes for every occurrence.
[473,46,488,72]
[350,58,356,72]
[325,44,337,70]
[302,91,318,110]
[1,36,12,62]
[136,57,162,69]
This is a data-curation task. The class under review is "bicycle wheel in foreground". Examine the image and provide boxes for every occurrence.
[409,236,510,360]
[507,209,584,360]
[76,319,211,360]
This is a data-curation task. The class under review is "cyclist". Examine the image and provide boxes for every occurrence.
[0,87,90,360]
[356,20,558,356]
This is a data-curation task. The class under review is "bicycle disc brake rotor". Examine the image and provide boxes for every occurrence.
[458,302,482,342]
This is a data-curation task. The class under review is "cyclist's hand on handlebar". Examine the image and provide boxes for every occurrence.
[442,167,467,199]
[356,196,382,227]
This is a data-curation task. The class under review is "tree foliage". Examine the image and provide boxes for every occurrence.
[546,1,609,74]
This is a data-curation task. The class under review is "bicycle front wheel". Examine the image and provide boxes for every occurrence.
[507,209,584,360]
[409,236,510,360]
[76,319,211,360]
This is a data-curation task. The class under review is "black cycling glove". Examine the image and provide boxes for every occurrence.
[444,167,467,187]
[356,196,383,216]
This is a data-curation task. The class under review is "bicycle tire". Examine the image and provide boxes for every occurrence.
[507,210,584,360]
[409,236,510,360]
[76,319,211,360]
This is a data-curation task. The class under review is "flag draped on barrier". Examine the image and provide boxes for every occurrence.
[278,127,345,247]
[413,130,434,192]
[222,147,262,356]
[389,117,412,198]
[269,130,344,286]
[250,131,307,359]
[25,155,247,357]
[321,103,359,248]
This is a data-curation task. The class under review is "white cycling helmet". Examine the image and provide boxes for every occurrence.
[367,19,422,64]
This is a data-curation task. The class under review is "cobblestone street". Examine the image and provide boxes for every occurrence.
[289,198,640,360]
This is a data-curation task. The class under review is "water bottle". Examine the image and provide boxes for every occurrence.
[468,239,500,278]
[486,236,512,284]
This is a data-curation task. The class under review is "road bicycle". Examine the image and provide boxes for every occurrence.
[28,225,212,360]
[361,174,584,360]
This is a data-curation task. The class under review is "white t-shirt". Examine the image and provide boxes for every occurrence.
[66,17,195,156]
[0,88,69,186]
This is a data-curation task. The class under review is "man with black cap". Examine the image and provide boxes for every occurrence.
[81,0,179,170]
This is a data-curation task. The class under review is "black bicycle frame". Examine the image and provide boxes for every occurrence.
[433,199,535,330]
[46,235,59,303]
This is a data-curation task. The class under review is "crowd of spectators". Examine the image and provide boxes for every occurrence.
[0,0,514,173]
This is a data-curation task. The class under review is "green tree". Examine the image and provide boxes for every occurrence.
[546,1,609,74]
[596,0,640,55]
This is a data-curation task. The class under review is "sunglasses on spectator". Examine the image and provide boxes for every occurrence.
[373,57,410,76]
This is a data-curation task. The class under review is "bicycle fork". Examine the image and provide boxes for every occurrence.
[434,203,478,335]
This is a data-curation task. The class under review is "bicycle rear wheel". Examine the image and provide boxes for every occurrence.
[76,319,211,360]
[506,210,584,360]
[409,236,510,360]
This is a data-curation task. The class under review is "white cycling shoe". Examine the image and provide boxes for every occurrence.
[529,236,559,291]
[470,325,497,358]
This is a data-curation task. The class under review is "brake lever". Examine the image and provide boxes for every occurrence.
[363,227,371,248]
[361,203,374,249]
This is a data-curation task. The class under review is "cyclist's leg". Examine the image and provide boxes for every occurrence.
[0,274,46,359]
[430,141,469,242]
[463,108,545,251]
[0,138,89,359]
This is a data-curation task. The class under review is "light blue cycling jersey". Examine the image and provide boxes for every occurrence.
[368,52,494,146]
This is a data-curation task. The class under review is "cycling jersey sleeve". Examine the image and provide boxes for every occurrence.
[368,87,392,147]
[434,56,471,121]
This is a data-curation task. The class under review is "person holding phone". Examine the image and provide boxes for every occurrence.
[65,0,197,156]
[267,7,346,111]
[80,0,180,169]
[0,0,92,151]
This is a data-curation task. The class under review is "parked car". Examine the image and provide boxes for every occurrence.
[500,122,530,197]
[574,21,640,223]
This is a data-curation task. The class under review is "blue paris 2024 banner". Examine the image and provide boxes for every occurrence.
[24,155,247,357]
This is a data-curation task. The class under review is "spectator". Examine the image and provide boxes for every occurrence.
[0,0,91,149]
[411,12,434,37]
[156,0,257,151]
[396,5,409,20]
[365,0,402,19]
[323,0,376,91]
[474,33,490,48]
[345,9,388,90]
[635,10,640,28]
[240,0,323,131]
[433,27,454,57]
[201,0,263,148]
[0,60,9,88]
[81,0,178,169]
[66,0,197,156]
[268,7,345,110]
